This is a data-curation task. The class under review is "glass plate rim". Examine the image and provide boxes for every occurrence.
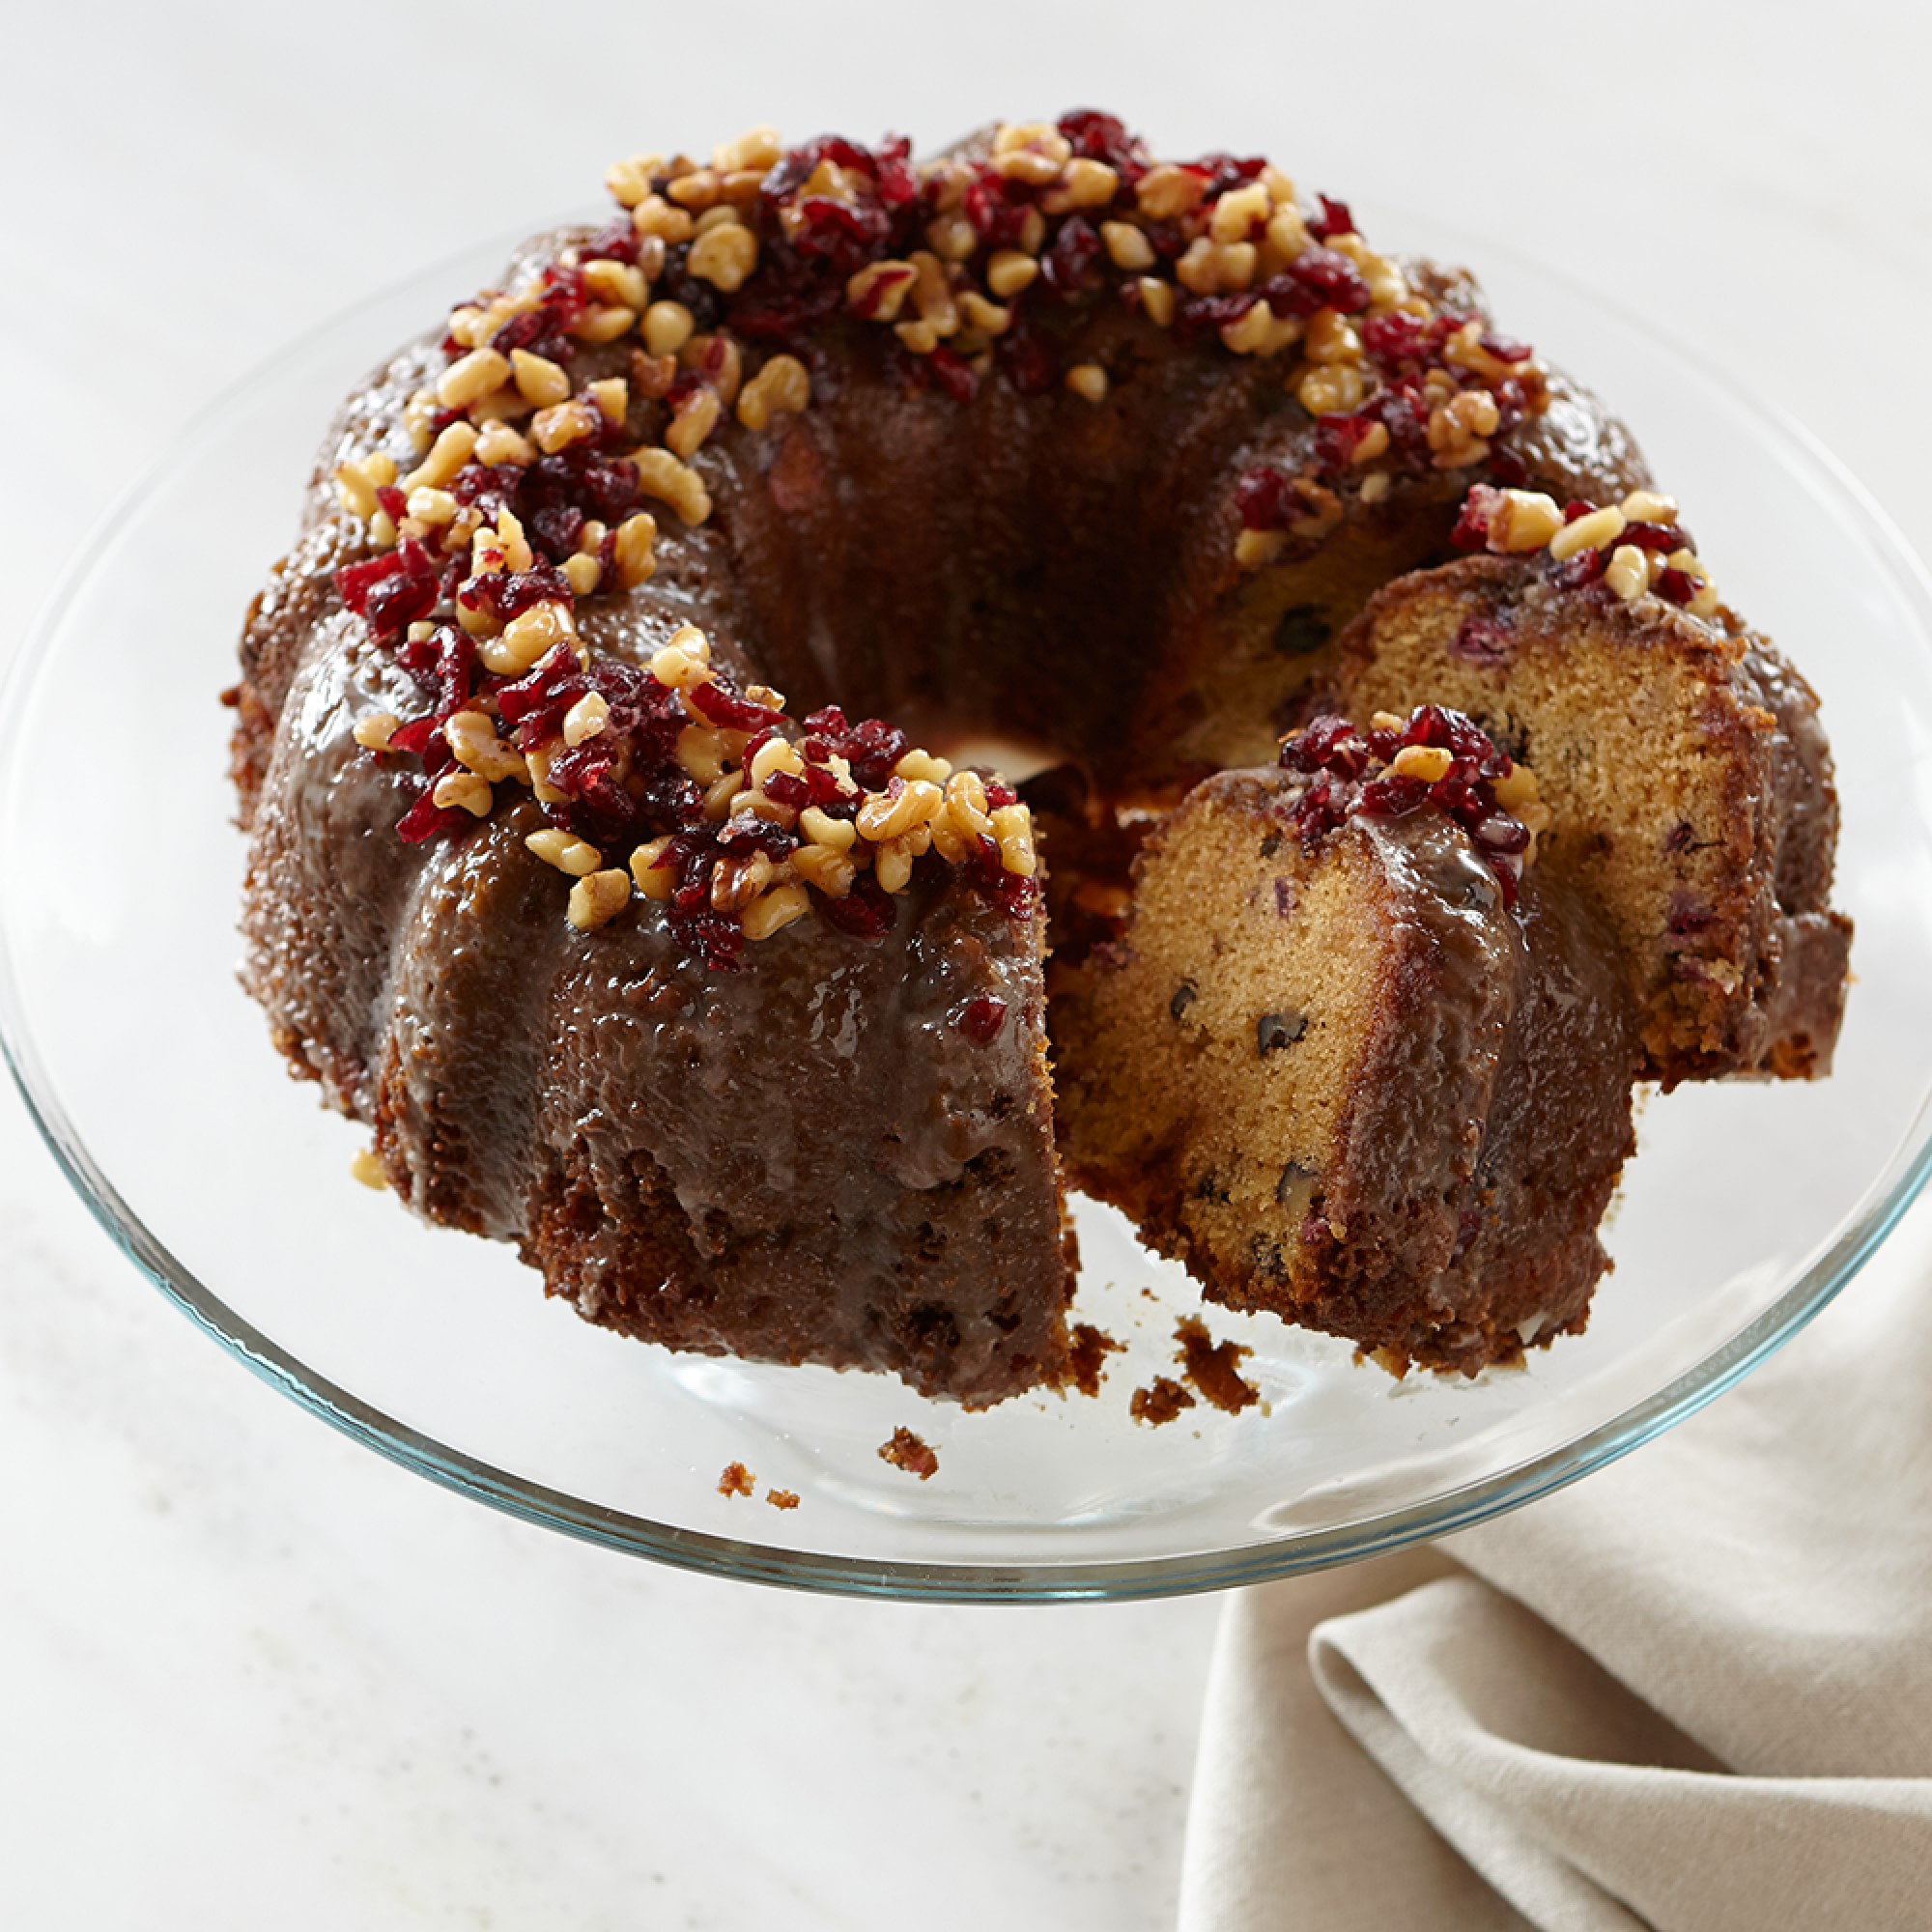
[5,216,1930,1605]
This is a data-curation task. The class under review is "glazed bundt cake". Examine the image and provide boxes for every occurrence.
[229,112,1847,1404]
[1055,707,1640,1374]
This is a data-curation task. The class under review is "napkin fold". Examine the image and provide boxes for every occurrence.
[1179,1203,1932,1931]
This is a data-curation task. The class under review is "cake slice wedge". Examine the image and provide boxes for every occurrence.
[1055,707,1641,1374]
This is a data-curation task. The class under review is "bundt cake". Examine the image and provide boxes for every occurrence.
[228,112,1846,1405]
[1055,707,1641,1374]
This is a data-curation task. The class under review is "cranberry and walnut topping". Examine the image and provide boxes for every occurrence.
[1277,704,1547,908]
[1451,483,1723,619]
[333,549,1040,962]
[331,113,1555,593]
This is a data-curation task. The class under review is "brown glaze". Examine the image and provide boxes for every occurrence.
[1319,858,1639,1371]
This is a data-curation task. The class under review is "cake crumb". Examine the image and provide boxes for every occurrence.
[1176,1316,1261,1413]
[1059,1321,1123,1398]
[765,1488,800,1511]
[717,1461,755,1497]
[878,1427,939,1480]
[1130,1377,1196,1426]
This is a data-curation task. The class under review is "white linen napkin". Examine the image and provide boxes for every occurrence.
[1178,1198,1932,1931]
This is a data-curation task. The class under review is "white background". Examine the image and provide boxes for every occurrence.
[4,3,1928,1924]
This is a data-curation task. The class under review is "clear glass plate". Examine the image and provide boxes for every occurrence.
[5,216,1930,1604]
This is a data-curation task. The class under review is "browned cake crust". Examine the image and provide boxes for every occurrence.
[230,117,1730,1400]
[1057,756,1639,1373]
[1329,519,1850,1084]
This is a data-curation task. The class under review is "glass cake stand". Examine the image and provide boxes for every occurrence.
[6,214,1932,1604]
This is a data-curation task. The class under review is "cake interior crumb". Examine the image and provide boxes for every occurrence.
[1060,1321,1123,1397]
[1130,1377,1197,1427]
[717,1460,755,1497]
[878,1427,939,1480]
[1175,1315,1262,1413]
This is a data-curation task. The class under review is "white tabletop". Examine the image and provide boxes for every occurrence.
[6,4,1927,1923]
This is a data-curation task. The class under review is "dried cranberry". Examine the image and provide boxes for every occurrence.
[1357,771,1429,817]
[760,769,810,809]
[396,783,471,845]
[1450,486,1503,552]
[669,901,747,973]
[1280,714,1370,778]
[1308,194,1355,240]
[1549,544,1607,591]
[1361,309,1427,366]
[1056,110,1147,183]
[819,873,896,940]
[1452,616,1513,666]
[1359,381,1433,465]
[1040,215,1102,297]
[801,706,909,788]
[529,503,585,560]
[1194,153,1264,195]
[335,550,404,614]
[717,813,799,863]
[1313,413,1380,474]
[1472,815,1530,856]
[394,620,475,708]
[873,135,918,209]
[1000,312,1060,395]
[686,679,786,733]
[729,257,845,342]
[448,464,520,524]
[1618,521,1686,554]
[341,540,444,639]
[1267,246,1370,318]
[462,564,574,631]
[962,172,1034,248]
[581,217,639,265]
[1235,466,1295,531]
[1486,446,1530,489]
[923,345,978,403]
[958,996,1009,1043]
[1280,706,1527,901]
